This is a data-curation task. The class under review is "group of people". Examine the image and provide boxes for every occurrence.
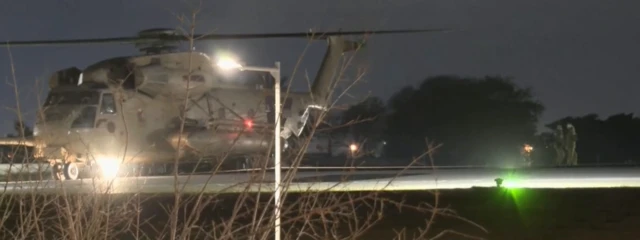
[520,123,578,167]
[552,123,578,166]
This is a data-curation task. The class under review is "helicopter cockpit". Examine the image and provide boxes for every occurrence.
[34,85,120,162]
[38,86,117,135]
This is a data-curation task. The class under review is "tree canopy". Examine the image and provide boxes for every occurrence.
[344,75,545,165]
[340,96,386,142]
[7,120,33,138]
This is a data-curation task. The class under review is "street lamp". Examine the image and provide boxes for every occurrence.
[216,58,283,240]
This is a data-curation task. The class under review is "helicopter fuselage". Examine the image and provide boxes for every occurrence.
[0,27,444,180]
[18,35,364,179]
[34,83,312,167]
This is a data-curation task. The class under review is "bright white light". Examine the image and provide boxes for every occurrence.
[216,58,243,70]
[524,144,533,152]
[78,73,84,86]
[96,157,121,180]
[349,144,358,152]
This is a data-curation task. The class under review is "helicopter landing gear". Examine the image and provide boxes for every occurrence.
[237,157,249,170]
[51,150,82,180]
[234,154,291,171]
[52,162,80,181]
[237,155,266,170]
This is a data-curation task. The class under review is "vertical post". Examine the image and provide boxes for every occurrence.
[273,61,282,240]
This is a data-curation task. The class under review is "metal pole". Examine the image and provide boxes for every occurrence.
[273,61,282,240]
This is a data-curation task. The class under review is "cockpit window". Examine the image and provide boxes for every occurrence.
[71,106,97,129]
[44,91,100,106]
[100,93,116,114]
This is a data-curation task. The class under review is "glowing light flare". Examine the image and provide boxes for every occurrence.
[244,119,253,129]
[216,58,243,70]
[349,144,358,152]
[96,157,121,180]
[523,144,533,153]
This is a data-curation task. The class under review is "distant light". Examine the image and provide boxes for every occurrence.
[349,144,358,152]
[524,144,533,152]
[217,58,243,70]
[244,119,253,129]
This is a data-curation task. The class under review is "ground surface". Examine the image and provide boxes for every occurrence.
[4,166,640,194]
[391,188,640,240]
[2,188,639,239]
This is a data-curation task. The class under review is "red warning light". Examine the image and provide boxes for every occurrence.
[244,119,253,128]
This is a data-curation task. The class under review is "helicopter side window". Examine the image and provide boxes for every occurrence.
[100,93,116,114]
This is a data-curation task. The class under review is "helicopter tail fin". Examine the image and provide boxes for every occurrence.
[309,36,363,109]
[281,36,362,140]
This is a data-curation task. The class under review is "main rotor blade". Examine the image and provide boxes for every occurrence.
[193,28,451,40]
[0,28,450,47]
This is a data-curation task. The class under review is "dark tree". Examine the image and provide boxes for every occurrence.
[385,75,544,165]
[340,96,386,142]
[13,120,33,138]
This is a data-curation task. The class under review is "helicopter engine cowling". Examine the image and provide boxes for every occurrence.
[128,52,217,99]
[132,64,214,98]
[132,64,171,97]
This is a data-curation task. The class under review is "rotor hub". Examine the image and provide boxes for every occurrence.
[134,28,181,55]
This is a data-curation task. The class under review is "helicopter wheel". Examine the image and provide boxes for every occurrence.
[52,162,80,180]
[63,162,80,180]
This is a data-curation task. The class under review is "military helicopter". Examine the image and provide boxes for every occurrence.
[0,27,446,180]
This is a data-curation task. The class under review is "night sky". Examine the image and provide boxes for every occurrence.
[1,0,639,135]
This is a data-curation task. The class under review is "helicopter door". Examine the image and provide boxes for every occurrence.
[94,93,123,155]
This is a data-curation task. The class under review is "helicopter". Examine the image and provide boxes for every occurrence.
[0,27,447,180]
